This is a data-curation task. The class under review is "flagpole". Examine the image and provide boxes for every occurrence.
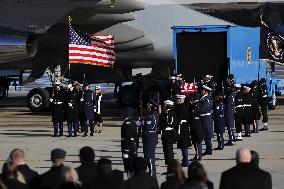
[68,16,72,83]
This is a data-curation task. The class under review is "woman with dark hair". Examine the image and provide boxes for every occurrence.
[161,159,186,189]
[181,161,214,189]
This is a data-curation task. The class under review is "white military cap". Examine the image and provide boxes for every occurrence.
[176,73,183,77]
[205,75,213,78]
[67,84,73,89]
[176,94,186,99]
[54,81,61,85]
[244,86,251,91]
[202,85,212,91]
[95,86,101,90]
[170,76,176,80]
[164,100,174,106]
[234,84,241,88]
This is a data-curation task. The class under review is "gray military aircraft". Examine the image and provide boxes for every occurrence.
[0,0,283,111]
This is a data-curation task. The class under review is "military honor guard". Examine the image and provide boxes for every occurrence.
[213,93,225,150]
[259,78,269,131]
[175,94,191,167]
[234,84,245,141]
[74,82,85,133]
[188,92,204,161]
[142,99,159,176]
[65,83,79,137]
[49,82,65,137]
[81,83,95,137]
[94,86,103,133]
[243,86,253,137]
[199,85,214,156]
[121,107,138,178]
[159,100,177,165]
[250,80,261,133]
[169,76,180,100]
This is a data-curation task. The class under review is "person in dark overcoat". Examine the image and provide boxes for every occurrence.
[188,92,204,161]
[66,84,80,137]
[234,84,245,141]
[250,80,261,133]
[258,78,269,131]
[74,83,84,133]
[159,100,177,165]
[213,93,225,150]
[224,86,235,146]
[175,94,191,167]
[49,82,65,137]
[243,86,253,137]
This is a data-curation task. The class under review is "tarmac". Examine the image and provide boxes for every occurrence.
[0,93,283,189]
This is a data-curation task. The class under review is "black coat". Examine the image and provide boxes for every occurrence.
[175,104,191,149]
[50,91,65,123]
[243,92,254,124]
[250,87,261,120]
[125,171,159,189]
[65,90,80,122]
[180,180,214,189]
[224,92,235,128]
[258,82,268,106]
[40,165,64,189]
[92,171,124,189]
[159,108,178,144]
[17,164,39,183]
[121,117,138,154]
[161,176,183,189]
[82,89,96,120]
[219,163,272,189]
[213,100,225,134]
[57,182,82,189]
[76,162,98,189]
[2,178,30,189]
[189,101,204,144]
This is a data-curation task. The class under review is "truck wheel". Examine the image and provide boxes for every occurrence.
[118,86,136,107]
[27,88,50,112]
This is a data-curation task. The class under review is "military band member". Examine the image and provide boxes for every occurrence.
[159,100,177,165]
[213,93,225,150]
[199,85,214,156]
[94,86,103,133]
[224,85,236,146]
[250,80,261,133]
[81,83,95,137]
[259,78,269,131]
[142,99,159,176]
[66,84,79,137]
[234,84,245,141]
[175,94,191,167]
[121,107,138,178]
[188,92,204,161]
[49,82,65,137]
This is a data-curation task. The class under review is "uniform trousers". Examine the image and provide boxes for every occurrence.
[162,143,174,165]
[217,133,224,149]
[84,119,94,134]
[195,143,203,160]
[67,121,78,136]
[204,138,212,154]
[227,127,235,143]
[181,148,189,167]
[53,122,63,136]
[260,104,268,123]
[244,123,251,136]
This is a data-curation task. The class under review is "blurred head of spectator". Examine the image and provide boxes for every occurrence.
[97,159,112,176]
[167,159,186,183]
[1,161,26,184]
[236,148,252,164]
[133,157,147,174]
[250,150,259,168]
[187,161,208,183]
[51,148,66,166]
[79,146,95,164]
[62,166,81,185]
[9,149,25,166]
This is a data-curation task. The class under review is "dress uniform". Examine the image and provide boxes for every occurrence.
[259,78,269,131]
[169,77,180,100]
[234,84,246,141]
[175,94,191,167]
[204,75,215,98]
[224,88,236,145]
[199,85,214,156]
[94,86,103,133]
[121,108,138,178]
[250,80,261,133]
[159,100,177,165]
[142,100,159,176]
[188,92,204,161]
[49,82,65,137]
[213,94,225,150]
[81,83,96,136]
[75,83,84,133]
[66,84,79,137]
[243,86,253,137]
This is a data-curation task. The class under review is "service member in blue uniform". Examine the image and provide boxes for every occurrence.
[94,86,103,133]
[188,92,204,161]
[213,93,225,150]
[65,83,80,137]
[259,78,269,131]
[224,84,236,146]
[250,80,261,133]
[234,84,245,141]
[49,82,65,137]
[121,107,138,178]
[175,94,191,167]
[159,100,177,165]
[81,83,96,137]
[142,99,159,176]
[199,85,214,156]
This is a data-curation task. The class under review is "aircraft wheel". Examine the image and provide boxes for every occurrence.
[27,88,50,112]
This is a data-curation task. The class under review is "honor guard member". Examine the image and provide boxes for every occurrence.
[175,94,191,167]
[250,80,261,133]
[74,82,84,133]
[204,75,215,97]
[243,86,253,137]
[188,92,204,161]
[66,84,79,137]
[49,82,65,137]
[259,78,269,131]
[234,84,245,141]
[175,74,185,88]
[212,93,225,150]
[169,76,180,100]
[81,83,95,137]
[225,74,235,93]
[142,99,159,176]
[121,107,138,178]
[94,86,103,133]
[159,100,177,165]
[224,85,236,146]
[199,85,214,156]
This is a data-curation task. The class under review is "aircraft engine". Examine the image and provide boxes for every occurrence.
[0,30,38,64]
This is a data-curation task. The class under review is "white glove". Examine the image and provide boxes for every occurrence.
[123,154,129,159]
[68,103,72,107]
[80,98,84,102]
[49,98,53,103]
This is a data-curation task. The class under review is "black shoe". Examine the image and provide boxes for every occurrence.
[98,130,102,133]
[83,134,87,137]
[214,147,224,150]
[259,127,268,131]
[190,156,197,161]
[202,151,212,156]
[73,135,77,137]
[67,134,72,137]
[52,135,57,137]
[90,133,94,136]
[243,134,251,137]
[224,142,234,146]
[57,134,63,137]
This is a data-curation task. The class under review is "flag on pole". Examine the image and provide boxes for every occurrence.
[260,17,284,64]
[69,25,115,67]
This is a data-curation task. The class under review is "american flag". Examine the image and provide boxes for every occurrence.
[69,26,115,67]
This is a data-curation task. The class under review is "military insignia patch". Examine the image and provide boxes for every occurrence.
[266,32,284,60]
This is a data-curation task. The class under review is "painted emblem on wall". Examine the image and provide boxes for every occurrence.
[247,47,252,64]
